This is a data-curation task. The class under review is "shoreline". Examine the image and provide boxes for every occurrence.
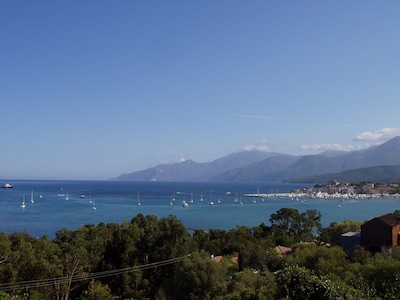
[243,192,400,200]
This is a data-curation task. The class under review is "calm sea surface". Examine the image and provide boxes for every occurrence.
[1,180,399,239]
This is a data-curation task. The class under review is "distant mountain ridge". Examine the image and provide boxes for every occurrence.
[114,150,280,181]
[112,136,400,183]
[289,166,400,184]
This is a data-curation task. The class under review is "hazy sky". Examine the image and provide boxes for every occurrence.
[1,1,400,180]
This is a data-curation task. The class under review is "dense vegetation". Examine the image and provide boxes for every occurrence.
[0,209,398,299]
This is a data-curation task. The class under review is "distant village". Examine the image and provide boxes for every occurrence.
[246,181,400,199]
[294,181,400,199]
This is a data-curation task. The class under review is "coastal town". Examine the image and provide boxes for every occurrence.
[244,181,400,200]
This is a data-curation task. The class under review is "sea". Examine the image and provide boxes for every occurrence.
[1,180,399,239]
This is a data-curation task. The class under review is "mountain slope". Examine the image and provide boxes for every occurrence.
[113,150,277,181]
[113,136,400,182]
[213,155,300,181]
[289,165,400,183]
[230,136,400,182]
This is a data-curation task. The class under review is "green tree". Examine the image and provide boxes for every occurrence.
[174,250,228,299]
[275,265,365,299]
[5,233,63,298]
[286,243,353,283]
[301,209,322,241]
[0,291,11,300]
[81,280,111,300]
[358,253,400,299]
[227,269,278,300]
[269,208,321,244]
[131,214,192,298]
[320,220,361,245]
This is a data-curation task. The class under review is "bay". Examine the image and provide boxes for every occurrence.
[1,180,399,239]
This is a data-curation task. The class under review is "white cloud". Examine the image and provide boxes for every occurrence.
[299,144,357,152]
[242,140,270,152]
[354,127,400,143]
[299,127,400,154]
[159,155,186,164]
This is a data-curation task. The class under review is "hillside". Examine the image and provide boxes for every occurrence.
[113,150,279,181]
[288,165,400,184]
[113,136,400,183]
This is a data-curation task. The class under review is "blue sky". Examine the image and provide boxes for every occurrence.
[1,1,400,180]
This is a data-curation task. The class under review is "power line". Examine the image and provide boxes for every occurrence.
[0,254,190,292]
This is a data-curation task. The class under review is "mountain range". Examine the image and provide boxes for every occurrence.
[112,136,400,183]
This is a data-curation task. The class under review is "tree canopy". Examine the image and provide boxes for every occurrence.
[0,208,397,299]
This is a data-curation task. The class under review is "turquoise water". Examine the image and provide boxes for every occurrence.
[0,180,399,238]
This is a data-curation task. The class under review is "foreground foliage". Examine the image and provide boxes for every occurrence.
[0,209,398,299]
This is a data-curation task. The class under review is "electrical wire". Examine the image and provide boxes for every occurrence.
[0,254,190,292]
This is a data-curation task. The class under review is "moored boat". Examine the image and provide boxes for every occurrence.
[20,195,26,208]
[30,190,34,204]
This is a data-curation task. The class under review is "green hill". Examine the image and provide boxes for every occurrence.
[288,165,400,184]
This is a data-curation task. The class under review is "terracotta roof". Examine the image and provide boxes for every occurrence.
[274,245,292,256]
[211,255,223,263]
[231,256,239,264]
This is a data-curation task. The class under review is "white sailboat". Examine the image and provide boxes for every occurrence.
[20,195,26,208]
[65,192,69,200]
[137,192,141,206]
[92,199,96,210]
[30,190,34,204]
[208,190,214,205]
[234,192,239,203]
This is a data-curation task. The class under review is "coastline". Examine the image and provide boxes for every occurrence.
[243,192,400,200]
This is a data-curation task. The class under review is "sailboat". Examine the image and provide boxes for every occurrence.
[65,192,69,200]
[20,195,26,208]
[234,192,239,203]
[92,200,96,210]
[137,192,141,206]
[30,190,34,204]
[208,190,214,205]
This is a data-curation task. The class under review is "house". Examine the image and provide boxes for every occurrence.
[361,213,400,253]
[211,255,223,263]
[341,231,360,256]
[274,245,292,257]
